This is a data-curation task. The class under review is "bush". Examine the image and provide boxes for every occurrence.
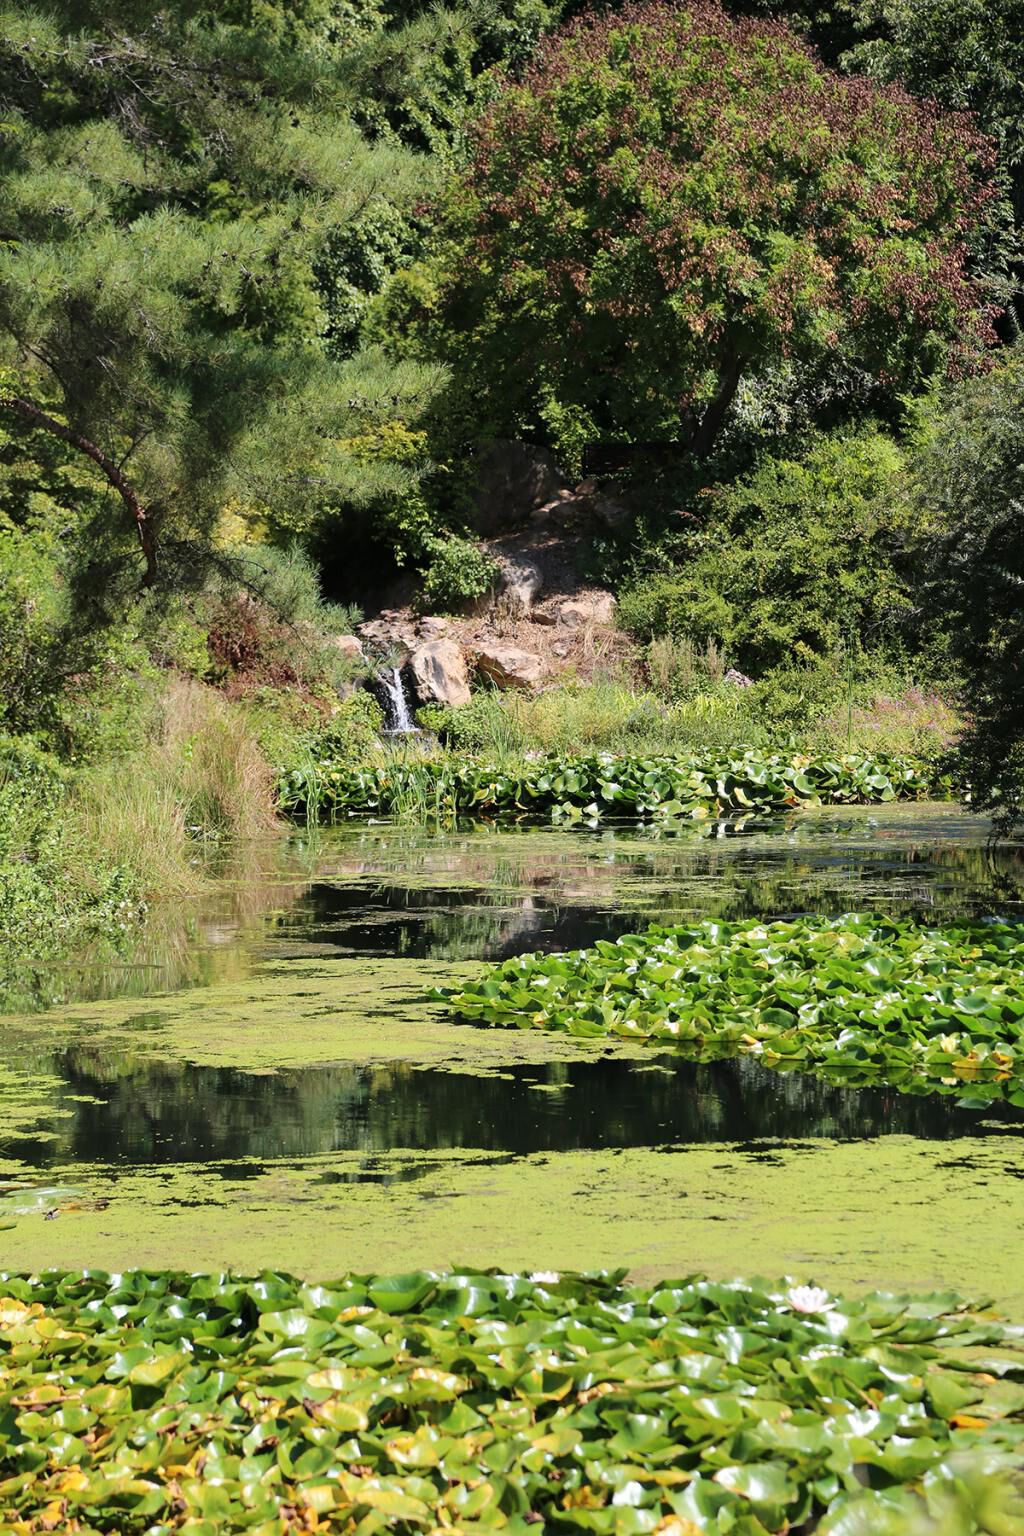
[619,430,915,673]
[205,544,366,697]
[417,535,498,614]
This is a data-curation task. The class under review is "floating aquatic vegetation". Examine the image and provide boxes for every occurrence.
[0,1268,1023,1533]
[279,750,942,824]
[443,915,1024,1103]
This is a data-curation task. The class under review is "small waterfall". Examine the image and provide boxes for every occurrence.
[379,666,417,734]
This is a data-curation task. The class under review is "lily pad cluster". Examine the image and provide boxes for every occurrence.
[278,750,941,824]
[444,915,1024,1102]
[1,1268,1024,1535]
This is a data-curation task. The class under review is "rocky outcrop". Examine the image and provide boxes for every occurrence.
[474,643,545,690]
[409,638,472,708]
[331,634,365,662]
[358,615,417,659]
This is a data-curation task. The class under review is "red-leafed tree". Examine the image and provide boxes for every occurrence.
[426,0,999,455]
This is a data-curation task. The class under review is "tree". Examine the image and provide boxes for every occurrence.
[913,351,1024,832]
[0,2,443,596]
[424,0,999,458]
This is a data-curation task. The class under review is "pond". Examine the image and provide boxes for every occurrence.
[2,802,1023,1305]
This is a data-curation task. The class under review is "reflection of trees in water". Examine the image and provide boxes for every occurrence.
[277,825,1024,964]
[7,812,1022,1012]
[1,836,326,1014]
[6,1044,1019,1172]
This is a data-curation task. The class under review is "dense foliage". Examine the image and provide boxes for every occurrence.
[446,913,1024,1104]
[618,430,917,668]
[279,748,941,822]
[2,1267,1023,1534]
[422,0,997,458]
[913,353,1024,831]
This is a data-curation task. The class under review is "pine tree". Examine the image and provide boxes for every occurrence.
[0,2,445,591]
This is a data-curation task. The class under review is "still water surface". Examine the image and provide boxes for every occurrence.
[2,804,1023,1298]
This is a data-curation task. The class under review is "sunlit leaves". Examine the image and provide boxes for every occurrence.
[279,748,941,823]
[0,1268,1022,1532]
[446,913,1024,1103]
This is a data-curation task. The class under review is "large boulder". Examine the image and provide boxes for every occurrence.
[497,555,543,614]
[409,638,472,708]
[331,634,365,662]
[474,643,545,691]
[558,592,616,628]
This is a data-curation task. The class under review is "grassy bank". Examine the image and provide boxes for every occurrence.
[0,681,279,990]
[1,1268,1022,1535]
[1,658,960,991]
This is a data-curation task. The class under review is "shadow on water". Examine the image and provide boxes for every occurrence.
[6,1046,1022,1175]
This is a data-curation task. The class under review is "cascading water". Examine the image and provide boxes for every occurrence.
[379,666,417,734]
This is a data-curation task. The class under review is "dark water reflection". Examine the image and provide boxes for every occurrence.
[262,809,1024,964]
[8,1046,1022,1174]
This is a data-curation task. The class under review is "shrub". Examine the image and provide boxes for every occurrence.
[417,535,498,613]
[619,430,915,672]
[913,352,1024,830]
[205,544,366,697]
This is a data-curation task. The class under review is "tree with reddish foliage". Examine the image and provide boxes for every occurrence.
[427,0,999,456]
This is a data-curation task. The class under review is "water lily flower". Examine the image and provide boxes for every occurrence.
[786,1285,834,1314]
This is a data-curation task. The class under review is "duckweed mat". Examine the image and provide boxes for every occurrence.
[3,1138,1023,1311]
[2,1268,1023,1535]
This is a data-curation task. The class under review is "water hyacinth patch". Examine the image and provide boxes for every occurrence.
[278,750,942,825]
[444,915,1024,1103]
[1,1268,1024,1534]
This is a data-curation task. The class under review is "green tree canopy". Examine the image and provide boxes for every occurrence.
[423,0,999,458]
[0,1,444,592]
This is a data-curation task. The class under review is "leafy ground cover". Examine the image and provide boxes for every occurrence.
[1,1268,1023,1535]
[443,915,1024,1103]
[278,750,942,825]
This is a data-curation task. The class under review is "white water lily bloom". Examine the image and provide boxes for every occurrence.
[529,1271,559,1283]
[786,1285,834,1314]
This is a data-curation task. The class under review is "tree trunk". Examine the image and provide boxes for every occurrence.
[688,355,744,460]
[0,394,158,584]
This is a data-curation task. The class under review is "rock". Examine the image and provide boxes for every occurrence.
[474,643,545,691]
[531,610,558,627]
[497,555,543,614]
[531,493,587,529]
[725,667,754,688]
[589,492,630,530]
[558,592,617,628]
[418,616,449,640]
[473,440,567,532]
[357,615,417,658]
[409,639,472,709]
[331,634,365,661]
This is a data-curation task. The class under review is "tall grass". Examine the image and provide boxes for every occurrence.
[69,680,278,899]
